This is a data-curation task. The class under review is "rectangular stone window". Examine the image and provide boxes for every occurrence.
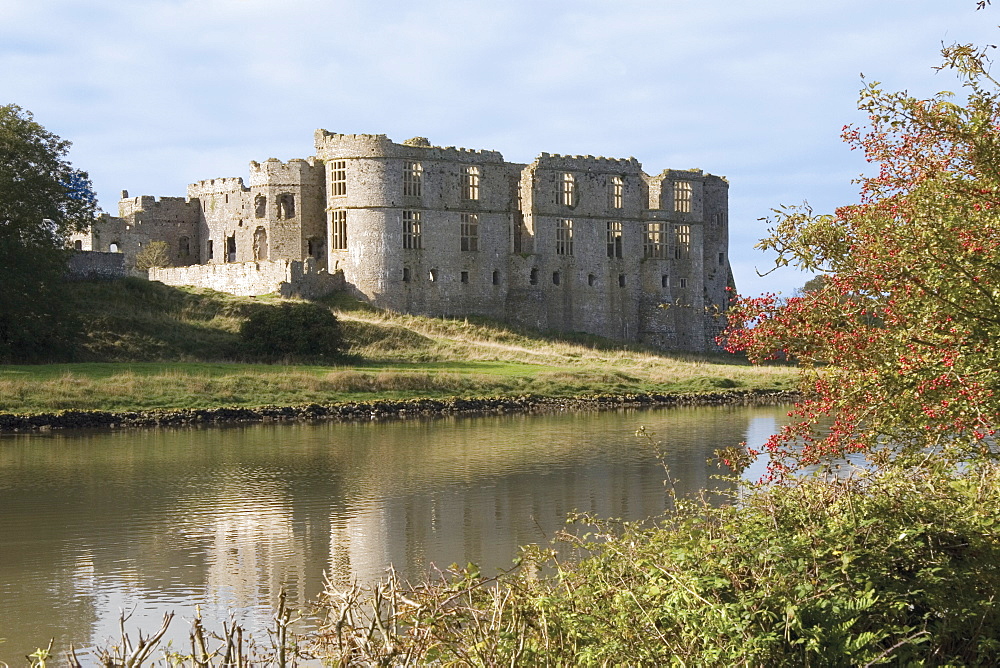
[678,277,688,289]
[610,176,623,210]
[207,239,213,260]
[402,210,422,249]
[561,173,575,207]
[331,209,348,250]
[607,221,623,259]
[462,166,480,201]
[403,267,411,282]
[331,161,347,196]
[460,213,479,251]
[673,224,691,259]
[460,271,469,284]
[673,180,692,213]
[556,219,574,256]
[644,222,668,259]
[403,161,423,197]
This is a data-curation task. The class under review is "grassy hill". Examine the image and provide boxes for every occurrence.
[0,278,797,413]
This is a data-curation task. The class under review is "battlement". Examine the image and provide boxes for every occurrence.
[186,176,248,198]
[314,129,504,163]
[532,152,642,173]
[118,195,198,216]
[247,156,322,187]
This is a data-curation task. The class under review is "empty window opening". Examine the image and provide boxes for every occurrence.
[207,240,214,260]
[403,267,411,282]
[226,235,237,262]
[179,236,190,257]
[610,175,624,209]
[552,271,561,285]
[428,268,438,282]
[461,271,469,284]
[402,210,422,249]
[331,209,348,250]
[674,181,692,213]
[588,273,596,287]
[492,270,499,285]
[461,213,479,251]
[73,240,82,250]
[404,161,423,197]
[661,274,669,288]
[529,268,538,285]
[618,273,626,288]
[719,252,725,265]
[254,194,267,218]
[674,224,691,259]
[556,219,574,256]
[462,165,480,201]
[253,227,268,261]
[644,222,668,259]
[307,237,325,259]
[225,193,229,204]
[607,221,623,259]
[560,173,575,207]
[277,193,295,219]
[331,161,347,196]
[109,242,120,253]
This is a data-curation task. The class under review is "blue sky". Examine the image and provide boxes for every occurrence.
[2,0,996,296]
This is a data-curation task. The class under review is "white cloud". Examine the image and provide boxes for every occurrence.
[2,0,997,295]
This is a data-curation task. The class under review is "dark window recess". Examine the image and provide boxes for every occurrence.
[402,267,411,282]
[552,271,561,285]
[461,271,469,284]
[207,240,214,260]
[662,275,669,288]
[618,274,626,287]
[529,268,538,285]
[492,270,499,285]
[588,274,596,286]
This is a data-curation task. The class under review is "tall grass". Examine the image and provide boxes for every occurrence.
[0,280,797,413]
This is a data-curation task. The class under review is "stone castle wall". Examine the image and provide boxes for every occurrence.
[149,258,342,299]
[78,131,734,352]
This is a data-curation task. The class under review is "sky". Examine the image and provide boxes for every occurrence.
[2,0,998,296]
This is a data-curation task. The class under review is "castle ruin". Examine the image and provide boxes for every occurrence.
[72,131,734,352]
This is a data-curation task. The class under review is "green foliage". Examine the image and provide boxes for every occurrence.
[0,104,97,362]
[725,41,1000,472]
[238,301,343,362]
[311,461,1000,665]
[134,240,171,269]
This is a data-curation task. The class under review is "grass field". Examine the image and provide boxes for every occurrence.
[0,279,797,413]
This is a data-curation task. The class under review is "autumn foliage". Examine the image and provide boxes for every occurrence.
[724,44,1000,474]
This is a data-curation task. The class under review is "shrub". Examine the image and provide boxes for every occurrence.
[310,461,1000,665]
[238,301,342,362]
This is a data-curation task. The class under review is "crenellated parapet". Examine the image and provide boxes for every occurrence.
[531,152,642,174]
[118,195,200,219]
[187,177,249,199]
[248,157,322,188]
[314,130,505,164]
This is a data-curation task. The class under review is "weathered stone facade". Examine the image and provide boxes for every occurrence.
[72,131,734,351]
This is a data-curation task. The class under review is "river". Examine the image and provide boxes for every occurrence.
[0,404,785,663]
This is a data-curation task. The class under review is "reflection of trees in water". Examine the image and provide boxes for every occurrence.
[0,406,785,662]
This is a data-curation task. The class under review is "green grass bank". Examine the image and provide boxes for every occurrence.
[0,278,796,417]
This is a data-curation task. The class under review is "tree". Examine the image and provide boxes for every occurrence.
[0,104,98,361]
[724,43,1000,475]
[135,240,171,270]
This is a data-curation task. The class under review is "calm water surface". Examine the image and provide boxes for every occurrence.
[0,405,785,663]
